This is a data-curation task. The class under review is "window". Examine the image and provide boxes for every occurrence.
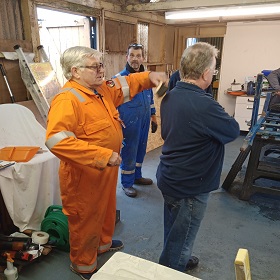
[137,22,148,62]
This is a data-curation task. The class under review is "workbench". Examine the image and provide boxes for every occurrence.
[223,73,280,200]
[240,112,280,200]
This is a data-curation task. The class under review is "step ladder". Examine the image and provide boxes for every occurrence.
[14,45,61,124]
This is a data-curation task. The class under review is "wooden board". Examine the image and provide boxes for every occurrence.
[105,20,135,52]
[0,59,28,104]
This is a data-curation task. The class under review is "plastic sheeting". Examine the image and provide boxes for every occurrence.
[0,104,61,231]
[91,252,201,280]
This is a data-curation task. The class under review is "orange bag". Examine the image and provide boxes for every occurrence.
[0,146,40,162]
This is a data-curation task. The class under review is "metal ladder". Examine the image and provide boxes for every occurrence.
[14,45,61,124]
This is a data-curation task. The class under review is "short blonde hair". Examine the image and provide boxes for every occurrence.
[180,42,219,80]
[60,46,102,80]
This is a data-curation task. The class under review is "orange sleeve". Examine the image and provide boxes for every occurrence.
[103,72,155,107]
[125,71,155,99]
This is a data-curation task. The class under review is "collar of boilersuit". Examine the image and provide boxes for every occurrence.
[67,80,96,96]
[125,62,145,73]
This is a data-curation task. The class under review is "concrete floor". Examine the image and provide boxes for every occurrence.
[3,135,280,280]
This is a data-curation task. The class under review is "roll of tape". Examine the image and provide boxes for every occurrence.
[32,231,49,245]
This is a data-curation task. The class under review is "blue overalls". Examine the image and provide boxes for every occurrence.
[115,66,155,188]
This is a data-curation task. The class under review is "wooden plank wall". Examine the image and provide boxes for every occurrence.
[103,20,175,151]
[103,52,126,79]
[104,19,135,79]
[0,0,31,104]
[0,0,24,41]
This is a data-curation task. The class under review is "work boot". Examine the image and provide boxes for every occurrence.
[108,240,124,252]
[134,177,153,185]
[70,265,97,280]
[122,186,137,197]
[185,256,199,271]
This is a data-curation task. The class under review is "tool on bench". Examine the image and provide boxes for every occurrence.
[0,64,15,103]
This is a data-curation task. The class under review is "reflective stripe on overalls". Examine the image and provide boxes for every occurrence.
[45,88,84,150]
[114,75,130,103]
[121,162,142,174]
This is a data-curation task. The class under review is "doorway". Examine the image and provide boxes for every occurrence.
[186,37,223,100]
[37,7,94,86]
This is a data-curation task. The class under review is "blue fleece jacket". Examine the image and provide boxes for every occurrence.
[156,81,240,198]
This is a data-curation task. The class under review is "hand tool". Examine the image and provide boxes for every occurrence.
[0,64,15,103]
[155,81,168,97]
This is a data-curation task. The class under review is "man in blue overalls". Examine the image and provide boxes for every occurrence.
[114,43,157,197]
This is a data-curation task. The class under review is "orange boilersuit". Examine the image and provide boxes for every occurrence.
[45,72,154,273]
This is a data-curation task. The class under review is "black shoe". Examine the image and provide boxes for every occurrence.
[70,265,97,280]
[134,177,153,185]
[108,240,124,252]
[185,256,199,271]
[122,186,137,197]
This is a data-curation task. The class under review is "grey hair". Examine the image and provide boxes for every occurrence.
[60,46,103,80]
[179,42,219,80]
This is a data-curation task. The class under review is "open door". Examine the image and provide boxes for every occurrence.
[37,8,92,86]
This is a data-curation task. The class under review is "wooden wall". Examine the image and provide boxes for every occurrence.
[105,20,136,52]
[173,23,227,70]
[0,0,24,42]
[0,0,32,104]
[103,19,136,79]
[103,19,173,150]
[104,18,175,77]
[0,60,28,104]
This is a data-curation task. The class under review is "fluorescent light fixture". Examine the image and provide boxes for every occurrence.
[165,4,280,20]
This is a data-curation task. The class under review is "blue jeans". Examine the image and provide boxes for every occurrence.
[159,193,209,272]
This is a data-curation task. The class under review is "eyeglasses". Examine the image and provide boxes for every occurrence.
[79,63,104,72]
[128,43,143,48]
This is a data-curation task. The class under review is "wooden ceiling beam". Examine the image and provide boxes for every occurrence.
[125,0,280,12]
[35,0,122,16]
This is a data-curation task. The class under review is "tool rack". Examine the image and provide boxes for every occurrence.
[222,73,280,200]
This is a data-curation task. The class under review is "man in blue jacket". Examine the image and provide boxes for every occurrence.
[114,43,157,198]
[157,42,240,272]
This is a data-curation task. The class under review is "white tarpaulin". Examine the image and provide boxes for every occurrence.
[90,252,201,280]
[0,103,61,231]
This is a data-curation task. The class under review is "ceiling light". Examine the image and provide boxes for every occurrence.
[165,4,280,20]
